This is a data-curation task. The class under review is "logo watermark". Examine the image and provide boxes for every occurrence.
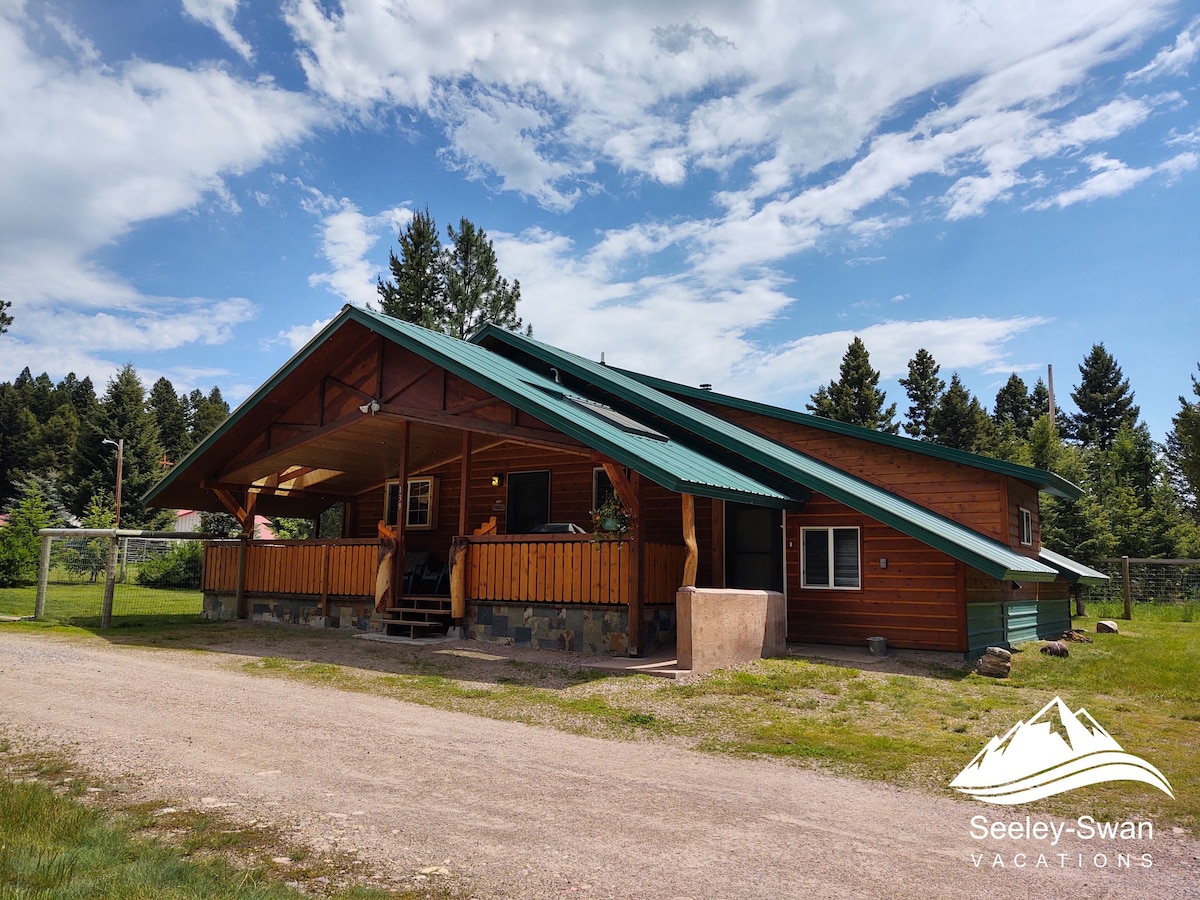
[950,696,1173,804]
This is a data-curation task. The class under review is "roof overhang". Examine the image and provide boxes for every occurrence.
[1039,547,1111,586]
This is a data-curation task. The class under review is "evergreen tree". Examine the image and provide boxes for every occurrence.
[0,299,12,334]
[0,383,37,504]
[149,377,191,464]
[807,337,898,433]
[899,348,944,440]
[1167,363,1200,514]
[73,364,167,528]
[376,207,443,329]
[929,374,994,452]
[188,387,230,446]
[1068,343,1140,449]
[1029,378,1051,423]
[442,217,523,339]
[0,478,55,586]
[376,210,526,338]
[993,373,1035,438]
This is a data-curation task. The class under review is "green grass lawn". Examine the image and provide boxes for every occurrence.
[0,578,202,625]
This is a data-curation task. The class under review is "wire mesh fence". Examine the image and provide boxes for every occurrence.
[0,531,208,627]
[1086,558,1200,618]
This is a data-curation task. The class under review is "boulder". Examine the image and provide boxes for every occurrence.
[1097,620,1119,634]
[1040,641,1069,657]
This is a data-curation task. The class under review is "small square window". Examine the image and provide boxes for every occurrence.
[384,478,437,530]
[801,527,861,590]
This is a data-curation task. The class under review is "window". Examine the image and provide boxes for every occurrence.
[592,467,617,512]
[383,478,437,530]
[1019,507,1033,546]
[801,527,861,589]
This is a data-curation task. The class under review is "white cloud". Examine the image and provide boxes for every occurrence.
[303,195,410,306]
[1126,16,1199,82]
[182,0,254,61]
[0,4,318,387]
[271,317,333,352]
[1029,151,1199,209]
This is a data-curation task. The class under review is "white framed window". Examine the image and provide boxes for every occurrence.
[801,527,861,590]
[384,477,437,530]
[1019,507,1033,546]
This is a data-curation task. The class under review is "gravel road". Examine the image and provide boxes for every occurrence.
[1,629,1196,899]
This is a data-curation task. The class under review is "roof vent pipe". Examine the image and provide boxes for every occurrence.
[700,383,713,391]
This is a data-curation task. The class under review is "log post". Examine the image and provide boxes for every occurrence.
[235,535,249,619]
[1122,555,1132,620]
[458,431,472,536]
[449,536,468,624]
[682,493,698,588]
[35,534,52,618]
[320,543,331,616]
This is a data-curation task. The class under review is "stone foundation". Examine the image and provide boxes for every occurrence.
[467,602,676,656]
[201,593,373,630]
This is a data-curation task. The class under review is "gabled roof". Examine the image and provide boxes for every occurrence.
[145,305,791,512]
[474,325,1061,582]
[611,369,1083,500]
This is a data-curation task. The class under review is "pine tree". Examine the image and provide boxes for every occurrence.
[1167,363,1200,514]
[0,299,12,334]
[376,210,525,338]
[443,217,523,339]
[377,207,444,329]
[899,348,944,440]
[188,387,230,446]
[1029,378,1051,422]
[807,337,898,433]
[149,377,191,464]
[0,478,55,586]
[928,374,994,452]
[1068,343,1140,449]
[72,364,167,528]
[993,373,1035,438]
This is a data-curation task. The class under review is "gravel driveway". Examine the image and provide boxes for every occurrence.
[1,629,1196,899]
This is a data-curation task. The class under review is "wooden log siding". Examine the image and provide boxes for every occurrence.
[201,540,377,598]
[465,535,687,606]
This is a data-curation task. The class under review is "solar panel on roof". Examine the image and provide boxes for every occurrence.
[565,396,669,441]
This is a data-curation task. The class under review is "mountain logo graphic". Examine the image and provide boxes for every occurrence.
[950,696,1174,805]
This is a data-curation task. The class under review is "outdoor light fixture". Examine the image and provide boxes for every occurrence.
[491,473,504,487]
[358,399,381,415]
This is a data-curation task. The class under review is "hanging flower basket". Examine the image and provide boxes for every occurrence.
[590,495,633,543]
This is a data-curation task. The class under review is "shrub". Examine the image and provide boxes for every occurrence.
[136,541,202,589]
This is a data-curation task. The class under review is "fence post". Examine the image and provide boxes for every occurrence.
[1121,555,1132,621]
[101,534,119,628]
[35,534,52,618]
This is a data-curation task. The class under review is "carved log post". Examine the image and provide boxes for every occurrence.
[450,535,468,623]
[682,493,698,588]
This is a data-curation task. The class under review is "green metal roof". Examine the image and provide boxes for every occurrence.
[474,325,1060,582]
[146,305,791,510]
[612,369,1083,500]
[1039,548,1111,587]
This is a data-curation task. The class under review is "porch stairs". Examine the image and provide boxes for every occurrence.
[373,596,453,639]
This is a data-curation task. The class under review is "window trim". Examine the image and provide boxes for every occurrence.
[383,477,438,531]
[1019,507,1033,546]
[800,526,862,591]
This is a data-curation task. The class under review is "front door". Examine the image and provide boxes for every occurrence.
[507,470,551,533]
[725,503,783,592]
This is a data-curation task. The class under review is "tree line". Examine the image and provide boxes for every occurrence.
[0,365,230,584]
[808,337,1200,561]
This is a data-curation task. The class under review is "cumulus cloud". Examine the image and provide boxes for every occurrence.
[1126,16,1199,82]
[0,4,317,383]
[1029,151,1199,209]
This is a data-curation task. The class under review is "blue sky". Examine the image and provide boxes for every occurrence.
[2,0,1198,442]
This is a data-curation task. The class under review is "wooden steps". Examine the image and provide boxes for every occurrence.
[374,596,452,638]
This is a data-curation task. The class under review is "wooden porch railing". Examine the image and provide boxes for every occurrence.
[202,540,378,598]
[203,537,687,607]
[465,534,686,606]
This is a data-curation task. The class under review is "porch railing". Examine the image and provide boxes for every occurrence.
[202,539,377,598]
[465,534,686,606]
[202,536,687,607]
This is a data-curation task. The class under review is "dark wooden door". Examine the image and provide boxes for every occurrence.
[507,470,551,534]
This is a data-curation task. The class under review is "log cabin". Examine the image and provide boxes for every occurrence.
[145,304,1106,657]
